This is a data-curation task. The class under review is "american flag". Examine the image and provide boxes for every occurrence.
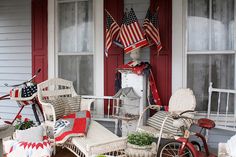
[119,8,148,54]
[143,8,162,52]
[105,10,120,57]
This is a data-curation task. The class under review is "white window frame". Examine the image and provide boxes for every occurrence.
[47,0,104,115]
[172,0,236,115]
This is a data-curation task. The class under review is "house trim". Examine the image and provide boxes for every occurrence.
[172,0,187,93]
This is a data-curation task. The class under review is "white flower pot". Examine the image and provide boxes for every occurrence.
[125,142,157,157]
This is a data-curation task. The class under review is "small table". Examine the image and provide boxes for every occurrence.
[0,126,14,157]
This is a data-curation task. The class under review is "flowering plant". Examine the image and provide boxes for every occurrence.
[14,114,34,130]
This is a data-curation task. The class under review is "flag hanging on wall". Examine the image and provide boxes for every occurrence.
[143,8,162,52]
[119,8,148,54]
[105,10,120,57]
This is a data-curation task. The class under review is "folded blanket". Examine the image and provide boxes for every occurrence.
[54,110,91,144]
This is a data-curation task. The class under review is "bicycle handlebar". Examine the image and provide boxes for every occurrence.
[4,69,41,87]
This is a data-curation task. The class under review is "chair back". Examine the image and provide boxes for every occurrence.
[168,88,196,112]
[37,78,77,102]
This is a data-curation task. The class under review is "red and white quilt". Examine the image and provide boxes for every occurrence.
[54,110,91,144]
[5,136,52,157]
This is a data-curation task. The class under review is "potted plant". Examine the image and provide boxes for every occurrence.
[126,132,157,157]
[14,114,34,130]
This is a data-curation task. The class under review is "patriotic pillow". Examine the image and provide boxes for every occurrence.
[54,110,91,144]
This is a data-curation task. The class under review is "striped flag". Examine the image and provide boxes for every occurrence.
[143,8,162,52]
[119,8,148,54]
[105,10,120,57]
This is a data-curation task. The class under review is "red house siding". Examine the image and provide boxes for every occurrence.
[32,0,48,83]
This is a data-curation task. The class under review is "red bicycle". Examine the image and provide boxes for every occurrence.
[0,69,44,125]
[158,110,216,157]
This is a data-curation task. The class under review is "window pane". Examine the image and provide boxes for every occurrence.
[188,0,210,51]
[58,2,76,52]
[187,54,235,112]
[77,0,93,52]
[211,0,234,50]
[58,55,93,95]
[58,0,93,53]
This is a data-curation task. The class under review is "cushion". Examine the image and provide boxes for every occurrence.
[147,111,182,135]
[15,125,44,143]
[54,110,91,144]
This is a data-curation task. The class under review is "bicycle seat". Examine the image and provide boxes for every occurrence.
[197,118,215,129]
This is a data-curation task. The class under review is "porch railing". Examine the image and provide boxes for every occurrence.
[207,82,236,131]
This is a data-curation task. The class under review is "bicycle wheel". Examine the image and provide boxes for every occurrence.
[32,103,44,125]
[159,140,194,157]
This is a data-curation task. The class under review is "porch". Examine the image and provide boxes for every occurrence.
[0,0,236,156]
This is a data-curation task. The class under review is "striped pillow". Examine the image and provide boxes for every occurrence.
[64,96,81,115]
[46,98,65,119]
[147,111,182,135]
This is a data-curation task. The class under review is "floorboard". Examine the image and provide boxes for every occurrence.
[53,147,76,157]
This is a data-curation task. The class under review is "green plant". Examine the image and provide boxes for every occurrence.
[128,132,154,146]
[14,114,34,130]
[96,155,106,157]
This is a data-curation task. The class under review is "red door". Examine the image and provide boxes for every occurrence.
[150,0,172,106]
[104,0,172,108]
[32,0,48,83]
[104,0,124,114]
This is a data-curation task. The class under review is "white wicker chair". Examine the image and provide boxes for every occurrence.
[137,88,196,139]
[37,78,127,157]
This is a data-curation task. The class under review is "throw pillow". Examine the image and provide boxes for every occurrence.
[147,111,182,135]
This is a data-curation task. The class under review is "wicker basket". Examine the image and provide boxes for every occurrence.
[125,142,157,157]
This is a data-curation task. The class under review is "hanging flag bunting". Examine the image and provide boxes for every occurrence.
[119,8,148,54]
[105,10,120,57]
[143,7,162,52]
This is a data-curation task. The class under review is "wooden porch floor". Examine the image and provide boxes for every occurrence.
[53,147,76,157]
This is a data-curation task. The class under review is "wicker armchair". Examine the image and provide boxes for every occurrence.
[37,78,127,157]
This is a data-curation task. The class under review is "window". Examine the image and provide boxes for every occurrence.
[57,0,94,95]
[187,0,235,112]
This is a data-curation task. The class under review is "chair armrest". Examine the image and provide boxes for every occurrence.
[40,102,56,126]
[81,98,95,111]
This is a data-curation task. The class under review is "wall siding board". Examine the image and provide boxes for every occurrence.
[0,26,31,33]
[0,40,31,46]
[0,33,31,40]
[0,47,31,53]
[0,0,33,121]
[0,20,31,27]
[0,60,31,67]
[0,53,31,60]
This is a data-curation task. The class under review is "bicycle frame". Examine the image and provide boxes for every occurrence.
[0,69,44,125]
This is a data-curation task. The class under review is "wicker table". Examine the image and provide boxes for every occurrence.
[0,126,14,157]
